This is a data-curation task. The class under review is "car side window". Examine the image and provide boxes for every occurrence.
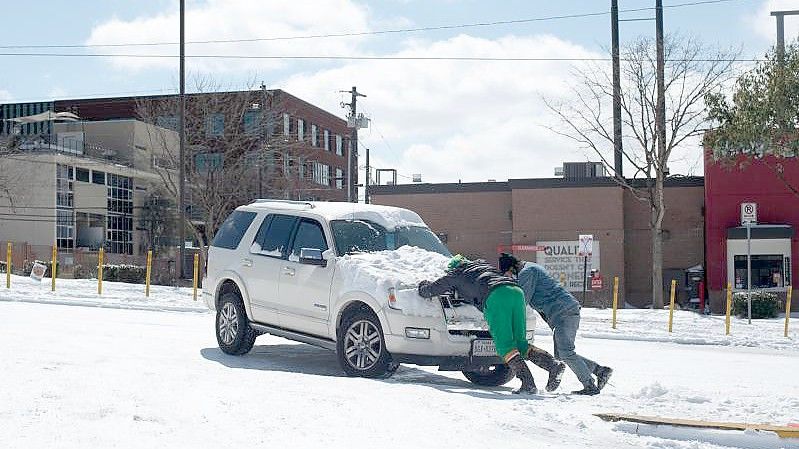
[251,214,297,258]
[288,219,328,262]
[211,211,257,250]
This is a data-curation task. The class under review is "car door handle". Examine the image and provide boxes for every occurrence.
[241,258,253,267]
[314,303,328,311]
[283,267,295,276]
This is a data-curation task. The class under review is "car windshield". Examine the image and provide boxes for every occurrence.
[330,219,451,257]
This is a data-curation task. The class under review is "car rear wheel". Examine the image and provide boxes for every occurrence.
[216,291,256,355]
[462,364,515,387]
[337,309,396,378]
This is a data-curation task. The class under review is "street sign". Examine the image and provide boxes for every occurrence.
[591,274,603,290]
[578,234,594,257]
[741,203,757,225]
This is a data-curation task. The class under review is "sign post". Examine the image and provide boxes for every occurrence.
[741,203,757,325]
[578,234,593,306]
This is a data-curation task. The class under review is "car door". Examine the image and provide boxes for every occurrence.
[246,213,297,325]
[276,217,335,337]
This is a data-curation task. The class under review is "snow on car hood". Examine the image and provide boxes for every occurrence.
[336,245,450,317]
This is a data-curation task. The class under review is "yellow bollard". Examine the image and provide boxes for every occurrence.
[786,286,792,338]
[5,242,11,289]
[668,279,677,333]
[725,282,732,336]
[612,276,619,329]
[51,243,57,292]
[145,250,153,297]
[97,247,104,296]
[193,253,199,301]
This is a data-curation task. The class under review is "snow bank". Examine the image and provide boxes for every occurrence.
[336,245,450,317]
[0,274,206,313]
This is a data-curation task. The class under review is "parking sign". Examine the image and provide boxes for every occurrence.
[578,234,593,257]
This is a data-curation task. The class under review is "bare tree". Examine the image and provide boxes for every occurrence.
[136,78,317,268]
[546,35,738,308]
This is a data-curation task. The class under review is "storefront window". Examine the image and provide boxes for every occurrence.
[733,255,785,289]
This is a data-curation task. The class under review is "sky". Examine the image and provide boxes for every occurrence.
[1,0,797,184]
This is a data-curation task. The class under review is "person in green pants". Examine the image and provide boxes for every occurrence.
[418,255,537,394]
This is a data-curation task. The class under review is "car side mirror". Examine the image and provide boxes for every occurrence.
[299,248,327,267]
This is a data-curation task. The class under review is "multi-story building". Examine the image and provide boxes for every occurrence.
[1,89,355,202]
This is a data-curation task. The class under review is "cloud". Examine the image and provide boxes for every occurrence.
[280,33,671,183]
[749,0,799,44]
[85,0,373,72]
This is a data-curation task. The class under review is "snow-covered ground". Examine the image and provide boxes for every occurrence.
[1,275,798,449]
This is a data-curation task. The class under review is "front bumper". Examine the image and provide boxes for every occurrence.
[382,308,536,371]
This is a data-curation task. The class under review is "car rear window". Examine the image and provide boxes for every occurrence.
[211,211,257,249]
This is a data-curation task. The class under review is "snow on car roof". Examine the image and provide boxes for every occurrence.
[241,200,426,230]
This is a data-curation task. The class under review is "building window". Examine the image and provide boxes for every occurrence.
[56,164,74,250]
[298,157,305,180]
[156,115,179,131]
[734,255,787,289]
[335,135,343,156]
[297,119,304,142]
[206,113,224,137]
[106,173,134,255]
[92,170,106,185]
[75,167,90,182]
[311,124,318,147]
[335,168,343,189]
[283,113,290,136]
[324,130,330,151]
[312,162,330,186]
[243,110,260,135]
[283,152,291,176]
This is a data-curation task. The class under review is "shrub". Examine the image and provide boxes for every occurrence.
[102,264,146,284]
[732,291,781,319]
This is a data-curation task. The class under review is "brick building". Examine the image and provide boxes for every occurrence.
[370,176,705,308]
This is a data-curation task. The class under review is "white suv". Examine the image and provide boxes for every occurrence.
[204,200,536,386]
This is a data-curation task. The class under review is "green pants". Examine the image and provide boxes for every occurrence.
[483,285,528,361]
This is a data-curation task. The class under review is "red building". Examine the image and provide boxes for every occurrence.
[704,154,799,311]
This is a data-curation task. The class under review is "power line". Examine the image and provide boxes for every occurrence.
[0,0,749,50]
[0,53,763,62]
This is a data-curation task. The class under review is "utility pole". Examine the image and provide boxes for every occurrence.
[770,10,799,63]
[364,147,370,204]
[340,86,366,203]
[177,0,186,281]
[655,0,666,174]
[258,82,267,199]
[611,0,623,180]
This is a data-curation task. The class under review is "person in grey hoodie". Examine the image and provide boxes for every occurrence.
[499,253,613,395]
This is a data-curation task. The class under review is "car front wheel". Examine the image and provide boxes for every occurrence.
[337,309,396,378]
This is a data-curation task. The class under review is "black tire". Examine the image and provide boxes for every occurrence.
[337,309,395,378]
[216,291,256,355]
[462,364,515,387]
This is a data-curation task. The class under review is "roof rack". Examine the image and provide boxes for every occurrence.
[251,199,315,209]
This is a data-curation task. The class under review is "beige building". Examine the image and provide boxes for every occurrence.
[0,120,176,267]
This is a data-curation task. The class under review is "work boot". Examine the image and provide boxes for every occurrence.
[572,379,600,396]
[526,346,566,392]
[507,354,538,395]
[594,366,613,391]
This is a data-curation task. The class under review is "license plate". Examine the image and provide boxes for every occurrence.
[471,339,497,357]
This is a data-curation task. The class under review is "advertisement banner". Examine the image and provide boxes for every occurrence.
[535,241,600,292]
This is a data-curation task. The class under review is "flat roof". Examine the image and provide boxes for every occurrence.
[370,176,704,195]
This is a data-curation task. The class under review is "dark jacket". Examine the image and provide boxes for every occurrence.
[516,262,580,325]
[418,260,517,311]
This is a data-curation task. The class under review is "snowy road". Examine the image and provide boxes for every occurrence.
[2,301,798,449]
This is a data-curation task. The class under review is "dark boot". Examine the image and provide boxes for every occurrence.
[527,346,566,392]
[594,366,613,391]
[507,354,537,395]
[572,379,600,396]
